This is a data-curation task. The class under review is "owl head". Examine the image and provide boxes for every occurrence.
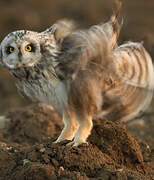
[0,19,76,70]
[0,30,54,69]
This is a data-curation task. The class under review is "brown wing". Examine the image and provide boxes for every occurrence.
[114,42,154,90]
[43,18,77,42]
[113,42,154,120]
[54,1,122,80]
[100,0,123,49]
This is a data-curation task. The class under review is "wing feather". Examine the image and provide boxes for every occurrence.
[114,42,154,90]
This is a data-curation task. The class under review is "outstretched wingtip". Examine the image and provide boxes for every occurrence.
[114,0,122,16]
[111,0,123,31]
[43,18,77,42]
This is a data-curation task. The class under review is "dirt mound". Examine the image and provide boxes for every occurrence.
[0,104,153,179]
[3,104,62,144]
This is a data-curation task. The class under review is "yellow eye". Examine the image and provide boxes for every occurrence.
[25,45,32,52]
[7,46,15,54]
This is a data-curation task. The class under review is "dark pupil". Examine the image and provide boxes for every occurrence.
[6,46,14,54]
[27,43,35,52]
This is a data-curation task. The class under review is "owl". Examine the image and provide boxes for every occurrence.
[0,10,154,146]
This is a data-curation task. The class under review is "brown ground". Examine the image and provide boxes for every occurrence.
[0,0,154,179]
[0,103,153,180]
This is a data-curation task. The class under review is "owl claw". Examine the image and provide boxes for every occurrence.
[66,140,88,147]
[53,140,59,144]
[66,141,74,146]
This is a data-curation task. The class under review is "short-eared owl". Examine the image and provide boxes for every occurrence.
[0,10,154,146]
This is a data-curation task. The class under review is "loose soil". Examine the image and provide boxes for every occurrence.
[0,104,153,180]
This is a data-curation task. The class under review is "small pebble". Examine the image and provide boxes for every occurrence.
[40,148,46,153]
[23,159,31,166]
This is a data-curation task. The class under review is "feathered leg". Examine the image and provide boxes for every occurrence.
[67,114,93,147]
[54,111,78,143]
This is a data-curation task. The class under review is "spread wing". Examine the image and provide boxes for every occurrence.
[53,1,122,80]
[43,18,77,42]
[54,25,113,81]
[114,42,154,90]
[113,42,154,115]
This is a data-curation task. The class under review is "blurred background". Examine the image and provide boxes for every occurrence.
[0,0,154,114]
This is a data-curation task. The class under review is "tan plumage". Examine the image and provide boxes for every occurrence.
[102,42,154,122]
[0,1,153,146]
